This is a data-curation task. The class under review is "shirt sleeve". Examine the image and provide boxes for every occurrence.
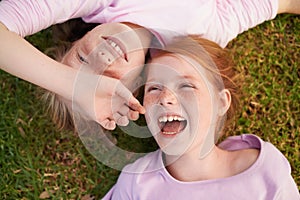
[108,171,134,200]
[215,0,278,46]
[0,0,105,37]
[101,185,115,200]
[263,141,300,199]
[275,178,300,199]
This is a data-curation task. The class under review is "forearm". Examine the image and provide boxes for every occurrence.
[278,0,300,14]
[0,22,76,100]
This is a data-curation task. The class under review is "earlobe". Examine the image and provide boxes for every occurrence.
[218,89,231,116]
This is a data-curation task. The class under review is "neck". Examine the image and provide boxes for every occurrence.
[164,146,231,182]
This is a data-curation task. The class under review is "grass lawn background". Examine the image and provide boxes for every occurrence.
[0,14,299,199]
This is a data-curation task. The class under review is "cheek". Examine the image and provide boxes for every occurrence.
[62,51,79,69]
[143,94,159,122]
[143,95,155,109]
[129,50,145,63]
[193,95,216,131]
[179,91,199,108]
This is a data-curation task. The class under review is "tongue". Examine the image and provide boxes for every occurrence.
[162,121,183,133]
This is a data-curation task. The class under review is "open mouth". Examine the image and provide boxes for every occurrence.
[102,37,128,62]
[158,115,187,135]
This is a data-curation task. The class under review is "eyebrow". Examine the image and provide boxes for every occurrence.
[181,75,198,81]
[146,74,198,84]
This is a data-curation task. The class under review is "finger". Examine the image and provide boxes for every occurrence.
[99,119,116,130]
[128,110,140,121]
[117,105,140,121]
[113,112,129,127]
[128,96,146,114]
[115,83,145,114]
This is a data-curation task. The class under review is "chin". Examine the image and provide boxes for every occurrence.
[160,144,188,157]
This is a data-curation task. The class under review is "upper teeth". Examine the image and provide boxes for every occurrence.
[107,39,124,57]
[158,116,185,123]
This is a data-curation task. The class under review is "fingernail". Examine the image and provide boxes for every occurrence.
[140,107,146,114]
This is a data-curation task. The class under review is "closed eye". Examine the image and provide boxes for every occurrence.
[77,53,89,64]
[145,84,162,93]
[180,83,196,89]
[148,86,160,92]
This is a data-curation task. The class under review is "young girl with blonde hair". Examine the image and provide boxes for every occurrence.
[103,36,299,199]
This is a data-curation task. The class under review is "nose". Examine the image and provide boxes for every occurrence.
[98,51,113,66]
[158,87,178,106]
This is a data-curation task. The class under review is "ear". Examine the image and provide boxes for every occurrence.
[218,89,231,116]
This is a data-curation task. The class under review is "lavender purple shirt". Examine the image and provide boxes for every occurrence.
[0,0,278,47]
[103,134,299,200]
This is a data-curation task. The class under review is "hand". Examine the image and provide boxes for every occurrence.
[72,72,145,130]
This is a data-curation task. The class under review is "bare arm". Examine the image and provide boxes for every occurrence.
[0,22,145,130]
[278,0,300,14]
[0,22,76,100]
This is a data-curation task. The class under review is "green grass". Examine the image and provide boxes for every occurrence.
[227,14,300,187]
[0,14,299,199]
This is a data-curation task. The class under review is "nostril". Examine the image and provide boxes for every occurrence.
[98,51,113,64]
[160,102,172,105]
[159,98,175,106]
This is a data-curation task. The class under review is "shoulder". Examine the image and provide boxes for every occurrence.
[220,134,292,176]
[218,134,262,150]
[259,137,292,175]
[114,150,163,187]
[221,134,299,195]
[110,150,162,199]
[121,150,162,174]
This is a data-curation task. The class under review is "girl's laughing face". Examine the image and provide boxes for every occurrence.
[63,22,151,89]
[144,54,222,156]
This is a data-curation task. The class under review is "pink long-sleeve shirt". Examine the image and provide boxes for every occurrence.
[0,0,278,47]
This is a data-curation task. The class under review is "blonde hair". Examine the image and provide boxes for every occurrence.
[147,36,240,137]
[43,19,98,131]
[43,42,75,130]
